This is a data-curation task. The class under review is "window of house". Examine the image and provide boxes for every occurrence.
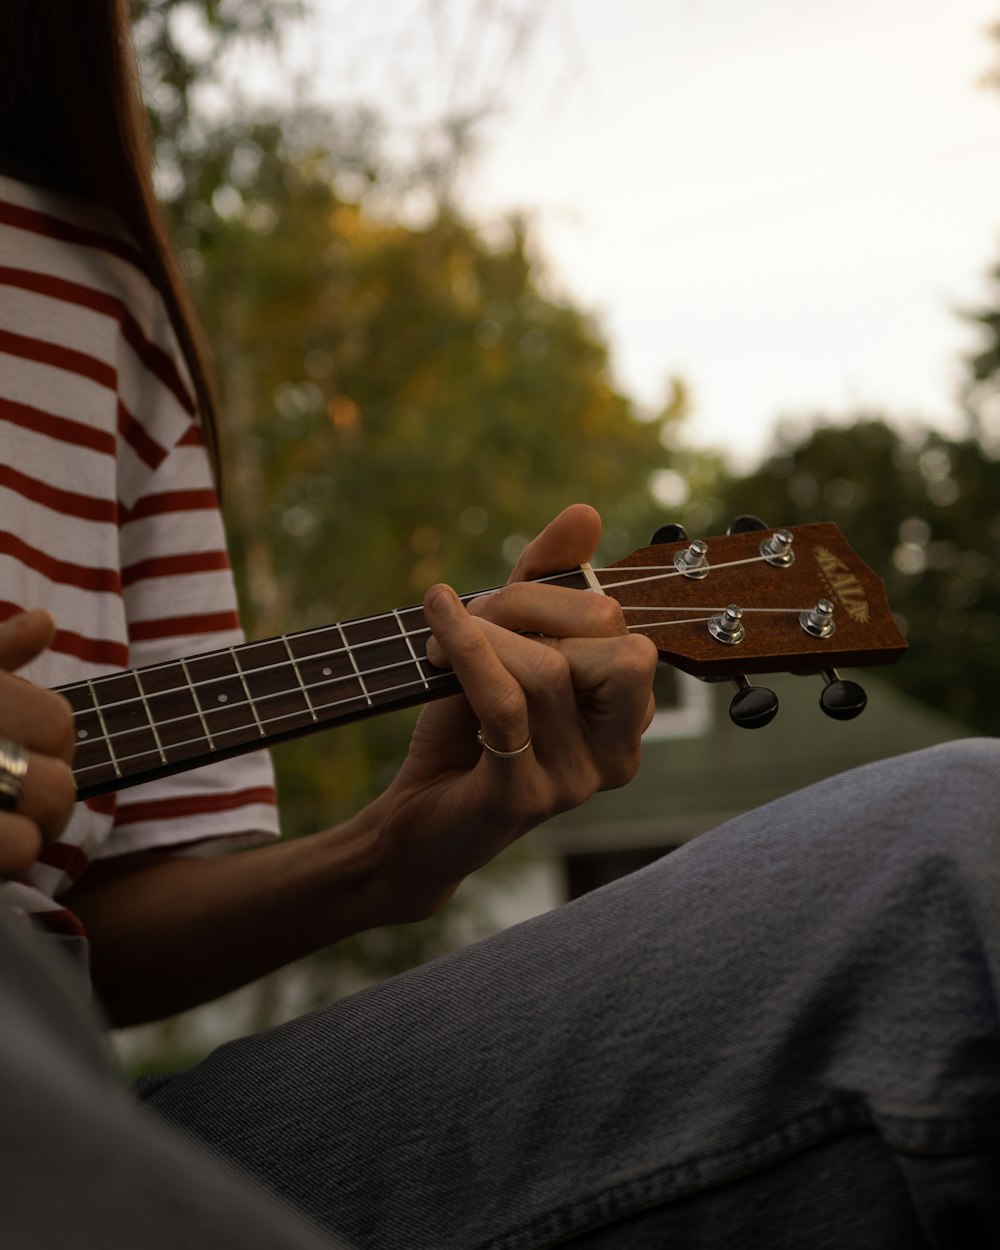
[644,665,712,739]
[563,846,677,902]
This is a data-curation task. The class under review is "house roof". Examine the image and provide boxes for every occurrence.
[533,671,972,854]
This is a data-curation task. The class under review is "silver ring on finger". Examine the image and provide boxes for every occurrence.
[0,737,29,812]
[476,728,532,759]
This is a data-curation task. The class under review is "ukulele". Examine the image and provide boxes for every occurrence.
[60,520,906,800]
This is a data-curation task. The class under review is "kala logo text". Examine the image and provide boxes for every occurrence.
[813,546,870,624]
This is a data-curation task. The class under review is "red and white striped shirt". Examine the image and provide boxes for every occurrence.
[0,175,279,939]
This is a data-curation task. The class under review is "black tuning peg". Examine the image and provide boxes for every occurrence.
[649,523,688,544]
[819,669,867,720]
[727,515,770,534]
[729,674,779,729]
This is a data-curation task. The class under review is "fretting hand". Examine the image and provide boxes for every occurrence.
[365,505,658,920]
[0,612,76,876]
[53,508,656,1020]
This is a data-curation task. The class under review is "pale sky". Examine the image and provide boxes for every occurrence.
[238,0,1000,468]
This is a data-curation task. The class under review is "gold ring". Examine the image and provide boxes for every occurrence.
[476,729,532,759]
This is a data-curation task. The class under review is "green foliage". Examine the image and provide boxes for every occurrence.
[968,273,1000,384]
[963,257,1000,453]
[131,0,301,131]
[182,117,678,832]
[147,90,683,991]
[130,0,305,206]
[117,1,690,1029]
[718,417,1000,735]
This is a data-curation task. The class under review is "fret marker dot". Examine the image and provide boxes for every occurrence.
[77,729,88,739]
[218,694,228,703]
[322,667,332,677]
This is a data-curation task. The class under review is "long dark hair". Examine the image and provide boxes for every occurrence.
[0,0,221,480]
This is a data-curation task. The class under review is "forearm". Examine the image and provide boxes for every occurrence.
[64,810,394,1027]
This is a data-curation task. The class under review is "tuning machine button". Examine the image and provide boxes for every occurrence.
[760,528,795,567]
[819,669,867,720]
[649,523,689,544]
[674,539,710,580]
[800,599,835,639]
[729,674,779,728]
[709,604,745,645]
[727,515,770,534]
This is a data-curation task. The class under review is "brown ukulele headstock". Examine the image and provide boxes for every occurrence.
[600,521,906,726]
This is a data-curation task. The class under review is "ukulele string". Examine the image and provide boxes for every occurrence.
[73,605,814,782]
[70,554,808,775]
[622,605,809,632]
[73,597,810,755]
[592,552,768,593]
[71,551,782,725]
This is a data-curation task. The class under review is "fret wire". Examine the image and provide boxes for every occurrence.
[231,646,266,738]
[61,583,523,716]
[283,636,319,722]
[61,609,457,723]
[85,678,121,778]
[133,669,168,764]
[73,667,459,782]
[394,608,430,691]
[69,630,430,745]
[181,656,216,750]
[66,619,434,725]
[338,622,373,707]
[72,644,444,756]
[62,616,437,732]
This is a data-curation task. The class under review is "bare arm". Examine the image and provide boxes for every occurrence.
[63,811,388,1024]
[63,505,657,1025]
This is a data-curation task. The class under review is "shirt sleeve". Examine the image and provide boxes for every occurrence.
[1,175,278,930]
[98,422,281,860]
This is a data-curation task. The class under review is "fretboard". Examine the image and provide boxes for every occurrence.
[60,572,590,800]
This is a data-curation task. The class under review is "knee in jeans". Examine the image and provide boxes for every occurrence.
[912,738,1000,802]
[879,738,1000,860]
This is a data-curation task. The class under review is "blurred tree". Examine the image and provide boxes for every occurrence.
[126,1,677,829]
[718,417,1000,735]
[119,3,691,1021]
[963,255,1000,454]
[713,16,1000,737]
[962,15,1000,447]
[179,113,679,834]
[130,0,303,150]
[130,0,564,215]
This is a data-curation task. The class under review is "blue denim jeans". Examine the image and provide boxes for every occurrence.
[0,887,338,1249]
[3,740,1000,1247]
[137,738,1000,1248]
